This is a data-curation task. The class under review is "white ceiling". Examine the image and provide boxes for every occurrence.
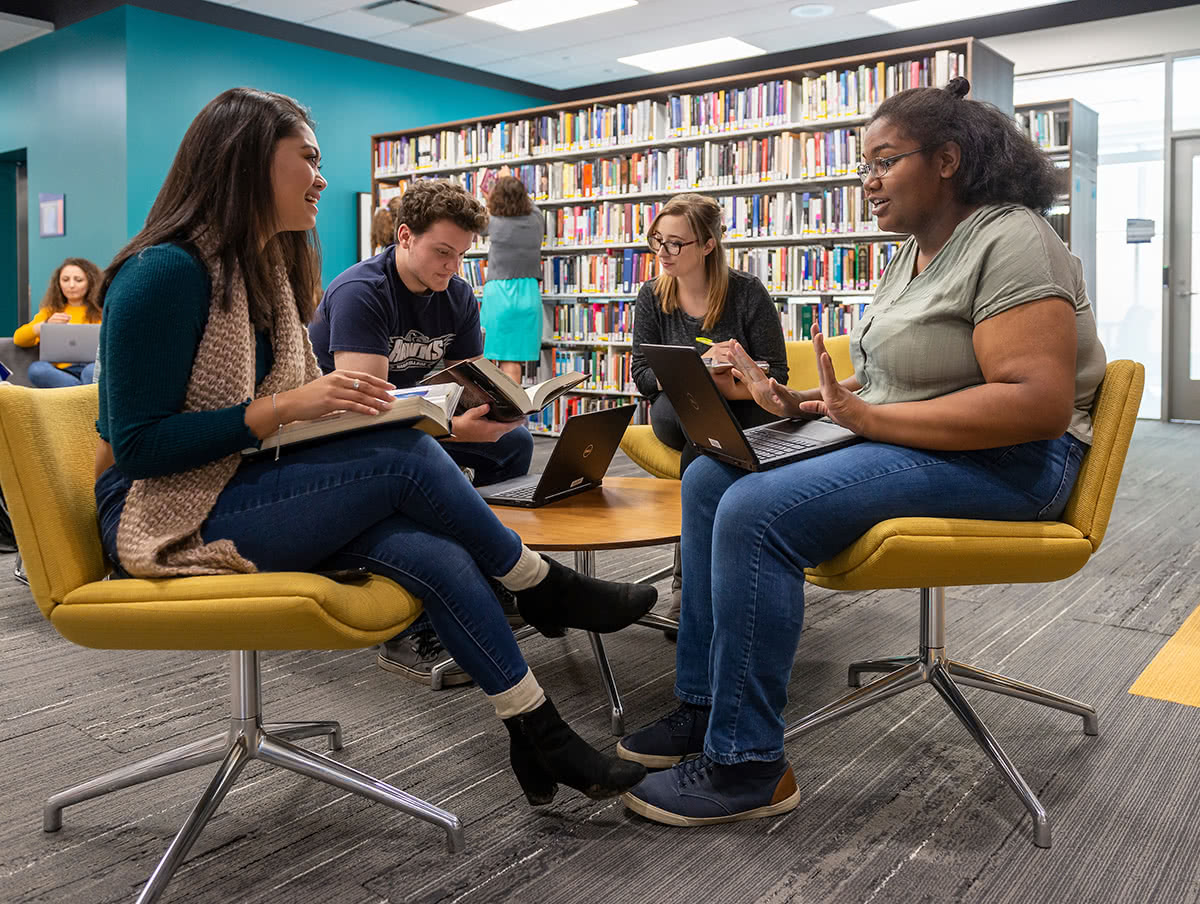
[205,0,997,90]
[0,11,52,53]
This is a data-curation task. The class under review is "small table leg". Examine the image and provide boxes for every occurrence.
[575,550,626,736]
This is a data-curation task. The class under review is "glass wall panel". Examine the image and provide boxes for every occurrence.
[1016,63,1166,418]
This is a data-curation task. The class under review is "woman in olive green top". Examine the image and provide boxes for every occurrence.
[618,77,1106,827]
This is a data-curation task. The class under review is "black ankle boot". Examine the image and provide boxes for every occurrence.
[513,556,657,639]
[503,697,646,802]
[504,720,559,806]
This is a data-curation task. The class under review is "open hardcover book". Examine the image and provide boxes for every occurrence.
[419,357,588,423]
[246,383,463,455]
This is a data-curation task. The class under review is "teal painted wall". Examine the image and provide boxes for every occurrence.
[0,162,17,334]
[0,8,127,329]
[123,7,550,288]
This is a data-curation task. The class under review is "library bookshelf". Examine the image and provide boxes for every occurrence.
[1015,99,1099,299]
[371,37,1014,435]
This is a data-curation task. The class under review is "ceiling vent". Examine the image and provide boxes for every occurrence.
[361,0,452,27]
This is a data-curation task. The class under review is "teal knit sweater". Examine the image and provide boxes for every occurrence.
[97,243,274,479]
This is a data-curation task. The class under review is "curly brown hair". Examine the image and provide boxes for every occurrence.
[487,175,532,217]
[397,179,488,236]
[40,257,103,321]
[370,196,403,249]
[870,77,1061,214]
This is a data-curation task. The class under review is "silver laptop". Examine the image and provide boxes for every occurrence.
[640,344,862,471]
[39,323,100,363]
[480,405,636,507]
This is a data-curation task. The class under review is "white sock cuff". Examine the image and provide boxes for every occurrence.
[498,545,549,591]
[487,668,546,719]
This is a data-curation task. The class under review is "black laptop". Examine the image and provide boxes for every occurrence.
[640,344,862,471]
[480,404,637,507]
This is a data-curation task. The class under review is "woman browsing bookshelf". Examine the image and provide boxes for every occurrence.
[93,87,654,809]
[617,77,1106,827]
[482,168,545,383]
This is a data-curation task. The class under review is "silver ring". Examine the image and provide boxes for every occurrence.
[352,379,360,391]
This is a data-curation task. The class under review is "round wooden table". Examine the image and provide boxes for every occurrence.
[486,476,682,734]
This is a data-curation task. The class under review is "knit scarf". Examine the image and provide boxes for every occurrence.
[115,234,322,577]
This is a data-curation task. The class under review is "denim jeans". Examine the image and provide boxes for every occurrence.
[96,424,532,694]
[398,423,533,638]
[675,432,1088,765]
[29,361,95,388]
[442,424,533,488]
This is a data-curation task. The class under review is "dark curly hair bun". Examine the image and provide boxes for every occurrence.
[944,77,970,99]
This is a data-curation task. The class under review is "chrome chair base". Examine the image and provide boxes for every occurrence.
[784,588,1098,849]
[45,650,464,904]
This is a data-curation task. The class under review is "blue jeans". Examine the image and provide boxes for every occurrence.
[29,361,94,387]
[397,424,534,638]
[95,425,532,695]
[675,433,1087,765]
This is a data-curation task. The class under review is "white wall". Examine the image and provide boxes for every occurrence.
[987,5,1200,74]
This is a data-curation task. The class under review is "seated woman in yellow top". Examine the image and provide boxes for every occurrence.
[14,257,103,387]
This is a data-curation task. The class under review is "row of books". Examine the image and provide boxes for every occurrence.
[549,300,635,343]
[549,348,638,393]
[540,250,658,295]
[1016,108,1070,149]
[669,53,964,135]
[780,301,868,341]
[529,394,650,435]
[393,127,868,206]
[720,187,877,239]
[728,242,902,294]
[372,53,966,176]
[375,99,668,174]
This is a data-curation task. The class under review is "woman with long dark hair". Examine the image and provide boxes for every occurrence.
[94,87,653,807]
[619,77,1106,826]
[15,257,103,387]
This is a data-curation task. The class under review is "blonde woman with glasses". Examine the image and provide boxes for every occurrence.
[629,193,788,638]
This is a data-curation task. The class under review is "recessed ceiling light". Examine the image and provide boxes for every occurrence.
[790,4,834,17]
[619,37,767,74]
[869,0,1072,30]
[466,0,637,31]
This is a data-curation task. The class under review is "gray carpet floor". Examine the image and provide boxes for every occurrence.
[2,420,1199,904]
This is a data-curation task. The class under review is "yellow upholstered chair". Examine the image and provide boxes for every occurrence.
[0,385,463,904]
[785,360,1144,849]
[619,334,855,481]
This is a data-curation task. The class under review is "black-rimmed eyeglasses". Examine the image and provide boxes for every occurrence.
[856,145,939,183]
[647,233,698,256]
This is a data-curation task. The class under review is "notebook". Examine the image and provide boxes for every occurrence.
[480,404,636,507]
[39,323,100,363]
[640,344,862,471]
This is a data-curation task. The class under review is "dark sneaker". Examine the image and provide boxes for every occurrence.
[616,702,709,768]
[623,754,799,826]
[377,631,472,687]
[489,579,527,628]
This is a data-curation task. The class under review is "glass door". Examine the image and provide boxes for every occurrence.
[1169,136,1200,421]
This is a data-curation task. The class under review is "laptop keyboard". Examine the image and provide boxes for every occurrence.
[747,428,817,460]
[490,485,539,501]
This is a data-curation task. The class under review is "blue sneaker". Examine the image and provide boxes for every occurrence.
[616,702,709,768]
[622,754,799,826]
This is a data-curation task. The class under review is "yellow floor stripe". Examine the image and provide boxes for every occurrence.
[1130,601,1200,707]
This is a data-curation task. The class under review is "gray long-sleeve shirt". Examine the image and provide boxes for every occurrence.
[631,269,788,399]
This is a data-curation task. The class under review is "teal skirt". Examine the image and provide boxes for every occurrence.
[480,277,542,362]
